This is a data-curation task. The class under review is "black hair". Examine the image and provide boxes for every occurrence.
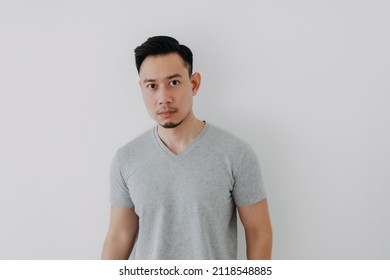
[134,36,193,76]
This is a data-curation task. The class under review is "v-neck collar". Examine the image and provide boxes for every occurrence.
[152,121,210,160]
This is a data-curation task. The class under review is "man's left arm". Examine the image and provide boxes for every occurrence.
[237,198,272,260]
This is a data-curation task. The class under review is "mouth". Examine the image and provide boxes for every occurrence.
[158,110,176,118]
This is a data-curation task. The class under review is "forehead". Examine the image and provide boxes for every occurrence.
[139,53,188,79]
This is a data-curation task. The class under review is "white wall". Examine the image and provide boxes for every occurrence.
[0,0,389,259]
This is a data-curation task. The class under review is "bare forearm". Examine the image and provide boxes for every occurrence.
[246,233,272,260]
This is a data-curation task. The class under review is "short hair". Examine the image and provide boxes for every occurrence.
[134,36,193,76]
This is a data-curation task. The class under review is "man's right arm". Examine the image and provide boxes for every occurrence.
[101,204,139,259]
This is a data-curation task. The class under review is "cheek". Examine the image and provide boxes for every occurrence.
[142,95,155,110]
[183,92,194,106]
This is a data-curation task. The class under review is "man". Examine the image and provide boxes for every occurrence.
[102,36,272,260]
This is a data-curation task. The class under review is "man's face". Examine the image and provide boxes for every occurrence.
[139,53,200,129]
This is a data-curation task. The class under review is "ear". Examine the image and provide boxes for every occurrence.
[191,72,201,96]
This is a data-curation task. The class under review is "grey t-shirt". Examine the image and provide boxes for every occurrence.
[109,122,266,259]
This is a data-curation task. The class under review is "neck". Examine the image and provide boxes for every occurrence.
[157,112,205,155]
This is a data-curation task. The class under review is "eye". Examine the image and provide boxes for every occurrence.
[146,84,156,90]
[169,80,180,86]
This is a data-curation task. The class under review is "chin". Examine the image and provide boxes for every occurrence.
[160,119,184,129]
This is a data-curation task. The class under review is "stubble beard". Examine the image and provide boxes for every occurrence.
[161,120,183,129]
[159,111,191,129]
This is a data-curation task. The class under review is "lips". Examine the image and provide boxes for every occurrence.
[158,110,176,118]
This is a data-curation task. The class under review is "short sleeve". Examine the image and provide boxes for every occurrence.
[109,150,134,208]
[232,146,266,206]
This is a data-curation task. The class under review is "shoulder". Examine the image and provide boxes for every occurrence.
[115,127,155,164]
[206,123,254,155]
[205,123,262,184]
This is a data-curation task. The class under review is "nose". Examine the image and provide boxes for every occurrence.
[157,86,173,105]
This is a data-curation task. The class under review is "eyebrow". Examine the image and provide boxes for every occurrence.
[142,73,183,84]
